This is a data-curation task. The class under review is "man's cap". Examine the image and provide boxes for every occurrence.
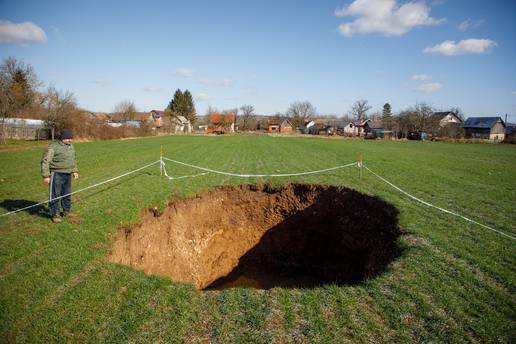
[59,129,74,140]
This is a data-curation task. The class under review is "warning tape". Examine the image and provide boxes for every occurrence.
[160,160,209,180]
[363,164,516,241]
[0,160,160,217]
[162,156,357,178]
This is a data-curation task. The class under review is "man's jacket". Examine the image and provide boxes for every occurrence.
[41,140,78,177]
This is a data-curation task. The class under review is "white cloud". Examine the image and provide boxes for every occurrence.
[512,91,516,96]
[199,78,234,87]
[0,20,46,44]
[415,82,442,93]
[174,68,193,77]
[195,93,212,101]
[458,18,484,31]
[411,74,431,81]
[335,0,444,37]
[424,38,497,55]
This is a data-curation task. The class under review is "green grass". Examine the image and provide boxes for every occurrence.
[0,135,515,343]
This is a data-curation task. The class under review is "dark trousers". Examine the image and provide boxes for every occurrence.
[49,172,72,216]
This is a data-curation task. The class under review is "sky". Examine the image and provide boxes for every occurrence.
[1,0,516,120]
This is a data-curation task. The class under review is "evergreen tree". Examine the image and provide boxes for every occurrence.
[167,89,197,123]
[168,89,184,115]
[382,102,393,129]
[382,102,392,119]
[183,90,197,123]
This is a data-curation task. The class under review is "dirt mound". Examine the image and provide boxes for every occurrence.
[108,184,400,289]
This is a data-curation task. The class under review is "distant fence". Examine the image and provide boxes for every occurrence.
[1,125,51,140]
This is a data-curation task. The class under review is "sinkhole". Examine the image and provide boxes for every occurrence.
[108,183,401,290]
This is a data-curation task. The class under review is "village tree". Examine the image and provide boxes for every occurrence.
[382,102,393,129]
[350,100,371,122]
[113,100,137,121]
[168,89,196,123]
[286,101,316,128]
[239,104,255,130]
[41,86,77,140]
[0,57,40,143]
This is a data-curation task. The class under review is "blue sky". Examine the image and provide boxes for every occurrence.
[1,0,515,119]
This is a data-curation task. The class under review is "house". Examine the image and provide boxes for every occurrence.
[87,112,111,123]
[369,120,393,139]
[432,112,463,126]
[340,119,371,137]
[123,120,142,128]
[208,113,236,134]
[356,119,372,136]
[302,120,317,134]
[267,116,280,133]
[462,117,505,141]
[429,112,463,137]
[0,118,50,140]
[171,115,192,134]
[149,110,164,128]
[267,117,293,133]
[504,123,516,143]
[279,119,293,133]
[318,125,335,135]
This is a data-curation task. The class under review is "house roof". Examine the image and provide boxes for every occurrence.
[268,116,280,125]
[172,115,190,124]
[356,119,371,127]
[431,112,463,123]
[124,120,142,128]
[369,120,384,129]
[2,118,46,128]
[210,113,235,124]
[280,119,292,127]
[463,117,505,129]
[151,110,166,116]
[506,123,516,135]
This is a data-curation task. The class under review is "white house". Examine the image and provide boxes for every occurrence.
[343,119,371,136]
[171,115,192,134]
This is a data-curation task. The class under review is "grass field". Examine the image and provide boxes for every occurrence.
[0,135,515,343]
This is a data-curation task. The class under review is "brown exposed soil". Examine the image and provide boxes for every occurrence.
[108,183,401,290]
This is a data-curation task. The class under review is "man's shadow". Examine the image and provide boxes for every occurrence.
[0,199,49,218]
[0,171,153,218]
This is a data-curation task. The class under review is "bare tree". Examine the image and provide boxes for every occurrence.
[239,104,255,130]
[349,100,371,122]
[286,101,316,128]
[0,57,40,143]
[42,86,77,139]
[113,100,137,121]
[414,102,434,130]
[397,102,434,137]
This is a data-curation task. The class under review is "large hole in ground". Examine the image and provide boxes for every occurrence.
[108,184,401,290]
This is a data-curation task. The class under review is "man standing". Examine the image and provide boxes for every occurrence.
[41,129,79,223]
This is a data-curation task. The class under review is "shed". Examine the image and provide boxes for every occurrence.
[462,117,505,141]
[1,118,50,140]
